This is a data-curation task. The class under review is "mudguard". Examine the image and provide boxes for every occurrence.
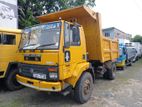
[65,62,90,87]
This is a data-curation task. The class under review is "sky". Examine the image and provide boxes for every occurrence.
[93,0,142,36]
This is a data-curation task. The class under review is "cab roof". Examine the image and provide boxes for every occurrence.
[0,28,22,33]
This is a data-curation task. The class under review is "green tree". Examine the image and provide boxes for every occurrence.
[131,35,142,44]
[18,0,95,29]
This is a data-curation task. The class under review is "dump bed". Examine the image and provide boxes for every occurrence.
[37,6,119,62]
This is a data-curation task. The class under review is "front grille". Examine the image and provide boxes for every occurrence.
[24,54,41,61]
[18,63,58,81]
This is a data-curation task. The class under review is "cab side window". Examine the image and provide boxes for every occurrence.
[64,23,81,47]
[64,22,70,47]
[70,26,80,46]
[1,34,16,45]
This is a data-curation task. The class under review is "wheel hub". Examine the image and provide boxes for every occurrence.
[83,79,91,95]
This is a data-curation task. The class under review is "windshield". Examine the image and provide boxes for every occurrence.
[20,22,61,50]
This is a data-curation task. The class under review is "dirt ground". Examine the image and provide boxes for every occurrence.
[0,59,142,107]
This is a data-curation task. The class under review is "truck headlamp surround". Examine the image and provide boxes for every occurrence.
[49,72,58,79]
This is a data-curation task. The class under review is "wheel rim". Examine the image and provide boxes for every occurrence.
[83,79,91,96]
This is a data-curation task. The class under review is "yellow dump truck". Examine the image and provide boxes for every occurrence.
[16,6,119,103]
[0,28,23,90]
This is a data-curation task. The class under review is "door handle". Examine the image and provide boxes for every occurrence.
[65,51,70,62]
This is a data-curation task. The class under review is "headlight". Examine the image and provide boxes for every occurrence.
[49,72,58,79]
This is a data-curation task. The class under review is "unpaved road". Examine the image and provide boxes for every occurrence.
[0,59,142,107]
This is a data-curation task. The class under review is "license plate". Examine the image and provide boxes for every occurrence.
[33,73,46,79]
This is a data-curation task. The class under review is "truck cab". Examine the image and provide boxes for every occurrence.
[125,46,137,66]
[17,20,88,91]
[0,28,23,90]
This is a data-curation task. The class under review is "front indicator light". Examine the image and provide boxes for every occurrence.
[48,67,57,72]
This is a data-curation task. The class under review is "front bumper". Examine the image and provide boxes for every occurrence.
[16,75,62,92]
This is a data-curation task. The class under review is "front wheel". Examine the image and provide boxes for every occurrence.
[73,72,93,104]
[5,68,24,91]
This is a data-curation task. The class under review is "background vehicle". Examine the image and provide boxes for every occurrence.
[125,46,137,66]
[131,42,142,60]
[116,44,126,70]
[16,6,119,103]
[0,28,23,90]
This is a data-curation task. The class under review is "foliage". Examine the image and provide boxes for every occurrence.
[18,0,95,29]
[131,35,142,44]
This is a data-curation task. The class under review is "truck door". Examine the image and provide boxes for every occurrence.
[63,22,86,78]
[0,32,19,77]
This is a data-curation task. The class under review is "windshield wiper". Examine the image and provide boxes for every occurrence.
[35,43,56,49]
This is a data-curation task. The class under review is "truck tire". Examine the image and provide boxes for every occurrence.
[5,68,24,91]
[103,63,116,80]
[74,72,93,104]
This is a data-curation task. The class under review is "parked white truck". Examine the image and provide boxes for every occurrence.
[131,42,142,60]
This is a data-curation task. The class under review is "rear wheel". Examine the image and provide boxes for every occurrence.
[103,63,116,80]
[74,72,93,104]
[5,68,24,91]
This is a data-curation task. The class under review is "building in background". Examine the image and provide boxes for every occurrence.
[103,27,132,41]
[0,0,18,28]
